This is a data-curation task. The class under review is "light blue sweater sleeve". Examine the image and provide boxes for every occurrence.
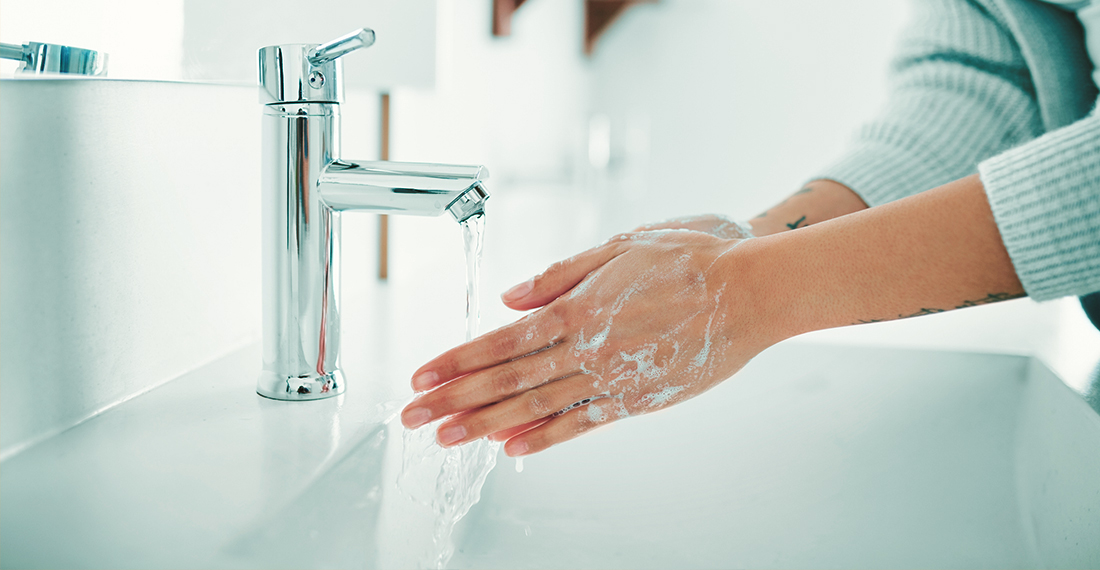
[980,113,1100,300]
[814,0,1100,300]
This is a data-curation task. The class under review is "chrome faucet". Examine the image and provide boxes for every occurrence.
[1,40,107,75]
[257,29,490,401]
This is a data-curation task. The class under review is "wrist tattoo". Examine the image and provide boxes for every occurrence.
[853,291,1025,325]
[786,215,808,230]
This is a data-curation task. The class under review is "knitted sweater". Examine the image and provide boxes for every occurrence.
[816,0,1100,301]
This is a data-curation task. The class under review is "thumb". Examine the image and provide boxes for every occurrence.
[501,242,623,311]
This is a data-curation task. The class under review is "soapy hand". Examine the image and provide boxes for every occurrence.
[401,229,774,456]
[633,214,755,240]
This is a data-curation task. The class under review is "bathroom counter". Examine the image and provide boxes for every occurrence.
[0,341,399,568]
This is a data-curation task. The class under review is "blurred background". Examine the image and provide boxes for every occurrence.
[1,0,907,223]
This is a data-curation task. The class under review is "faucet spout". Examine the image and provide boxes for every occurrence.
[318,160,489,219]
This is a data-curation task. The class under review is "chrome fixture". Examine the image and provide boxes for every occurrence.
[257,28,490,401]
[1,41,107,75]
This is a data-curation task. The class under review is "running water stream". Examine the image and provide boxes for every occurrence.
[397,213,499,569]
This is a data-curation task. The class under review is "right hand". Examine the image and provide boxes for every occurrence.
[400,228,779,456]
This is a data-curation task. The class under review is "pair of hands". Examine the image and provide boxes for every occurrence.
[400,215,769,456]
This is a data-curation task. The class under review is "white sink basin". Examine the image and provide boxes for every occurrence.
[2,341,1098,568]
[446,344,1100,569]
[220,344,1100,569]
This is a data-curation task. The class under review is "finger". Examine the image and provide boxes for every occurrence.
[503,398,626,456]
[409,304,571,391]
[500,241,625,311]
[402,343,572,427]
[487,418,549,442]
[433,372,597,446]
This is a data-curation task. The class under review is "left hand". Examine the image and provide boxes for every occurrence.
[400,229,777,456]
[632,214,755,239]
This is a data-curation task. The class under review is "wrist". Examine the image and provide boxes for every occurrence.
[716,236,811,350]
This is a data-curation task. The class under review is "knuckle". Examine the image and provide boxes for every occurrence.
[490,366,524,396]
[522,430,552,454]
[434,357,460,381]
[524,390,554,417]
[487,333,519,361]
[543,300,572,332]
[574,410,599,430]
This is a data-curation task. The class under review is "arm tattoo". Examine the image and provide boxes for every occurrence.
[853,292,1024,325]
[786,215,807,230]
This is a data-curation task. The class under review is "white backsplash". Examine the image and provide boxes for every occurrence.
[0,79,261,458]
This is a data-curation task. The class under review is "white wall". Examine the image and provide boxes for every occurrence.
[390,0,592,184]
[0,0,185,79]
[0,81,260,459]
[586,0,910,231]
[0,0,435,88]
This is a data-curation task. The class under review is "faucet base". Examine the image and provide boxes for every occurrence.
[256,370,346,401]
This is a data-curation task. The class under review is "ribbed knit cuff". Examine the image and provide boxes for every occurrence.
[979,114,1100,301]
[813,140,955,208]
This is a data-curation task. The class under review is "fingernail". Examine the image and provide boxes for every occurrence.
[507,440,529,456]
[403,407,432,428]
[502,279,534,302]
[438,425,467,446]
[412,370,439,391]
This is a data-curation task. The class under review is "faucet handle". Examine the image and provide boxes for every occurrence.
[258,28,375,105]
[308,29,375,66]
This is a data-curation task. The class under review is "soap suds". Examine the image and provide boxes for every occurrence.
[569,270,599,299]
[574,325,610,352]
[640,385,686,408]
[622,228,694,245]
[618,344,669,384]
[586,403,608,423]
[633,215,755,240]
[692,286,725,370]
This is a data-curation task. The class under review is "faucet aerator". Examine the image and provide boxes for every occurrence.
[447,183,490,223]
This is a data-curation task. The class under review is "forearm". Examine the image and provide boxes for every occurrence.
[737,174,1023,341]
[748,179,869,236]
